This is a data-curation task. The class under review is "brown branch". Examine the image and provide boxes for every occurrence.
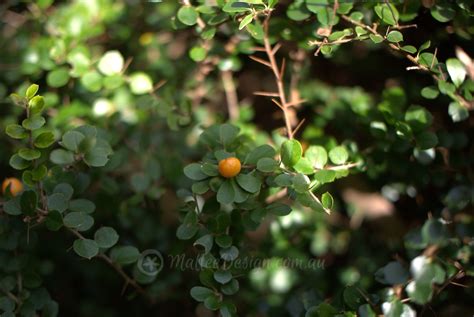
[272,43,282,55]
[324,162,360,171]
[182,0,205,28]
[1,290,20,305]
[289,49,305,105]
[67,228,155,304]
[434,268,465,297]
[310,191,330,214]
[449,281,468,288]
[292,118,306,136]
[286,99,307,107]
[279,58,286,79]
[314,0,339,56]
[97,254,155,303]
[261,15,296,139]
[221,70,239,121]
[250,46,266,52]
[392,23,417,30]
[121,57,133,75]
[271,98,284,110]
[265,188,287,204]
[310,36,364,46]
[249,55,272,68]
[254,91,279,97]
[152,80,166,93]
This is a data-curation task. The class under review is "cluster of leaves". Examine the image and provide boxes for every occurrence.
[0,0,472,316]
[175,0,473,122]
[300,213,471,317]
[306,1,473,121]
[2,1,204,314]
[173,0,473,316]
[24,1,152,96]
[180,123,358,314]
[6,0,191,131]
[1,85,159,315]
[292,81,473,316]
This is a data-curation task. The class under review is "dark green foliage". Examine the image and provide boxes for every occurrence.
[0,1,473,317]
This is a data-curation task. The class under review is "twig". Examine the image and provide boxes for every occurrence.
[286,99,307,107]
[249,55,272,68]
[314,0,339,56]
[221,70,239,121]
[356,286,376,308]
[1,290,20,305]
[121,57,133,75]
[265,188,287,204]
[324,162,360,171]
[310,191,330,214]
[435,269,465,296]
[292,118,306,136]
[449,281,468,288]
[97,254,155,303]
[182,0,205,29]
[289,49,305,105]
[393,23,417,30]
[152,80,166,93]
[66,228,155,304]
[310,37,365,46]
[271,98,284,110]
[261,14,296,139]
[254,91,279,97]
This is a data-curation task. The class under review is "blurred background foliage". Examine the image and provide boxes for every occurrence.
[0,0,473,316]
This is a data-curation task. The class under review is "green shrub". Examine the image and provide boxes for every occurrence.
[0,1,472,316]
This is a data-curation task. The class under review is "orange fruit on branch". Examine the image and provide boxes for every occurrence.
[218,157,241,178]
[2,178,24,197]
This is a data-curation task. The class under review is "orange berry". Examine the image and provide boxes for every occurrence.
[2,178,24,197]
[218,157,241,178]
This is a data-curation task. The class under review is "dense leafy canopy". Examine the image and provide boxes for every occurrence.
[0,0,473,317]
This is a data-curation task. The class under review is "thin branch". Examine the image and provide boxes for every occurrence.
[432,47,438,70]
[279,58,286,79]
[249,55,272,68]
[286,99,307,107]
[1,290,20,305]
[221,70,239,121]
[265,188,287,204]
[261,14,296,139]
[182,0,205,28]
[66,228,155,304]
[356,286,376,308]
[449,281,468,288]
[121,57,133,74]
[254,91,279,97]
[324,162,360,171]
[392,23,417,30]
[310,191,330,214]
[196,17,206,29]
[314,0,339,56]
[250,46,266,52]
[289,49,305,105]
[292,118,306,136]
[435,269,465,296]
[310,36,365,46]
[97,254,155,303]
[271,98,284,110]
[272,43,282,55]
[152,79,166,93]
